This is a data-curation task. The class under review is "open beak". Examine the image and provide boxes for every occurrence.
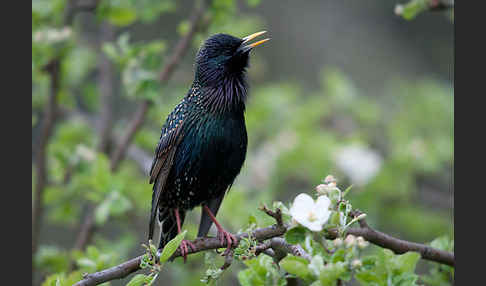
[239,31,270,53]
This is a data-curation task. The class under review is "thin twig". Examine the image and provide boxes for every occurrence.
[73,206,98,251]
[96,21,116,154]
[220,249,234,270]
[269,237,312,262]
[260,204,284,228]
[71,20,116,261]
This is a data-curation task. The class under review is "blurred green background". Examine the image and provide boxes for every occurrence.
[32,0,453,285]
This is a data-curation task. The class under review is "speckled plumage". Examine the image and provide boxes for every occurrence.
[148,34,254,249]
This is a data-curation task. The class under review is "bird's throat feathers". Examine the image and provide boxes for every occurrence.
[192,73,248,115]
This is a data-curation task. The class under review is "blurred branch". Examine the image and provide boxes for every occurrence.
[109,0,212,171]
[64,0,101,25]
[71,21,117,258]
[73,206,98,251]
[96,22,116,154]
[71,0,214,257]
[325,210,455,266]
[73,208,287,286]
[66,109,153,174]
[32,58,61,259]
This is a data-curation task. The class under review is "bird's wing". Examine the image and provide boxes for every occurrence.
[148,109,185,240]
[197,193,225,237]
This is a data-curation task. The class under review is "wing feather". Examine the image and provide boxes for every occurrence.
[148,107,186,240]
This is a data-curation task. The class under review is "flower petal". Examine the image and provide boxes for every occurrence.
[314,196,332,224]
[290,193,315,218]
[302,220,323,232]
[315,195,331,209]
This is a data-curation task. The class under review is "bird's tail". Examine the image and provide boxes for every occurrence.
[157,207,185,250]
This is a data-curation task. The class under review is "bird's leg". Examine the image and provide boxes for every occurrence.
[203,205,238,256]
[174,208,196,263]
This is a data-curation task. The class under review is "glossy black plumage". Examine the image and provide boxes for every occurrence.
[148,33,266,251]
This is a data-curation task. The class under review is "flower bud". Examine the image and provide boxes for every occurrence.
[351,259,362,268]
[315,184,326,194]
[324,175,337,184]
[356,213,367,221]
[344,234,356,247]
[333,238,343,247]
[315,184,332,195]
[356,236,369,249]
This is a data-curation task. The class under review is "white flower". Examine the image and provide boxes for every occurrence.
[289,194,332,232]
[334,145,383,186]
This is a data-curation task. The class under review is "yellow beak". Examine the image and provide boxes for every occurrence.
[242,31,270,48]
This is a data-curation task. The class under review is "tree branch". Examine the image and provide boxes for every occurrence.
[268,237,312,262]
[325,210,454,266]
[96,21,116,154]
[32,58,61,258]
[64,0,101,25]
[74,210,287,286]
[73,204,454,286]
[109,0,212,171]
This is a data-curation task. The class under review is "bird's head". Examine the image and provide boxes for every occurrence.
[194,31,269,87]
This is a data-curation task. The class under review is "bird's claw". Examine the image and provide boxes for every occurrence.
[216,229,238,256]
[179,239,196,263]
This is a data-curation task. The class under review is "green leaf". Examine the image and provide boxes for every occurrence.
[341,185,353,197]
[247,0,261,7]
[94,191,132,225]
[94,199,111,225]
[76,258,97,269]
[392,273,418,286]
[107,7,137,26]
[319,262,348,286]
[394,251,421,274]
[159,230,187,262]
[126,274,148,286]
[280,255,312,280]
[430,235,453,252]
[102,43,119,62]
[285,227,307,244]
[308,255,324,277]
[396,0,429,20]
[330,248,346,263]
[237,268,260,286]
[355,270,381,284]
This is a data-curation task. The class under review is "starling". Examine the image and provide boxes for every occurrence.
[148,31,270,261]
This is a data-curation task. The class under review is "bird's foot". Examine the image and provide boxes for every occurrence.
[178,239,196,263]
[216,229,238,256]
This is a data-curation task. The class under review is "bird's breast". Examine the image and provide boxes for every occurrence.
[166,112,248,209]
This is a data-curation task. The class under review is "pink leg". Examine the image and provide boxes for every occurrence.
[174,208,196,263]
[203,205,238,255]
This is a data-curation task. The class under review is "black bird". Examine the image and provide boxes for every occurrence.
[148,31,269,261]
